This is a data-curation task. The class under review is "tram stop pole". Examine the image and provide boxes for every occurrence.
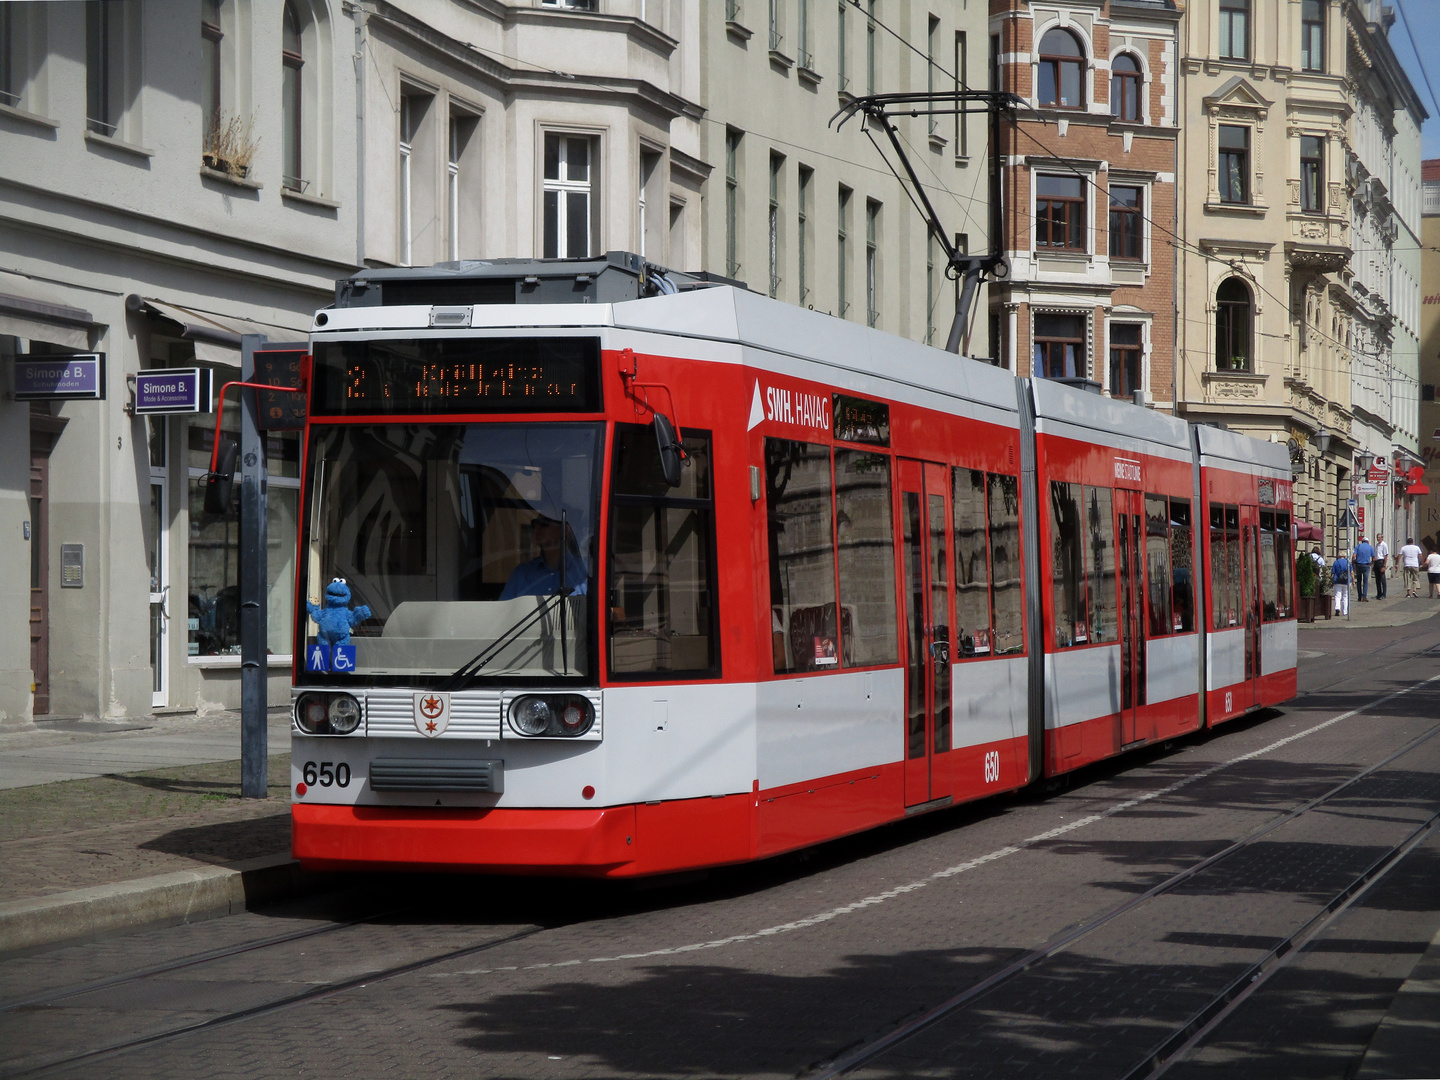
[240,333,269,798]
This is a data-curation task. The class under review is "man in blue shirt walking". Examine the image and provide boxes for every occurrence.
[1354,536,1375,601]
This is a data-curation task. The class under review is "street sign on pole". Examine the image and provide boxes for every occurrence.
[1338,508,1360,529]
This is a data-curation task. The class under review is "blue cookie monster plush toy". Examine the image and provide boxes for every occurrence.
[307,577,372,648]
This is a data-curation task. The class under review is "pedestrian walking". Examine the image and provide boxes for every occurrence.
[1398,538,1424,597]
[1373,534,1389,600]
[1353,536,1374,601]
[1427,547,1440,599]
[1332,552,1351,616]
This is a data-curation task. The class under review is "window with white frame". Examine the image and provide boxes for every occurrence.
[639,147,663,260]
[282,1,304,188]
[1218,124,1249,204]
[1109,323,1143,398]
[726,128,742,277]
[769,151,784,298]
[543,133,595,259]
[865,198,880,327]
[448,110,480,260]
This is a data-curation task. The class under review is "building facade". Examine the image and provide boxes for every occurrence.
[1419,159,1440,554]
[1174,0,1425,555]
[989,0,1180,406]
[697,0,993,351]
[2,0,998,726]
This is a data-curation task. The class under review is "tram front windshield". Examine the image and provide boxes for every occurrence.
[302,422,601,684]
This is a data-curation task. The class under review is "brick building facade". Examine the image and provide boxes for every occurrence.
[989,0,1179,407]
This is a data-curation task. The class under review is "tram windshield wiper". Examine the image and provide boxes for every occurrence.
[437,591,569,693]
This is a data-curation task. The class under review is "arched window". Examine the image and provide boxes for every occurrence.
[1110,53,1141,121]
[282,1,303,189]
[1038,28,1084,109]
[1215,278,1252,372]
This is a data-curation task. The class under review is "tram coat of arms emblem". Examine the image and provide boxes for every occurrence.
[413,692,450,737]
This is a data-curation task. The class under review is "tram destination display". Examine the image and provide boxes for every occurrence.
[310,336,601,414]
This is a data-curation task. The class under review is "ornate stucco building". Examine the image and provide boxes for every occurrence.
[1174,0,1425,554]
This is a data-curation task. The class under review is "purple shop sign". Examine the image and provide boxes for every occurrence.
[13,353,105,400]
[132,367,213,414]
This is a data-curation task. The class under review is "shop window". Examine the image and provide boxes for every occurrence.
[608,425,718,676]
[1038,27,1084,109]
[835,449,898,666]
[766,439,838,672]
[186,409,300,658]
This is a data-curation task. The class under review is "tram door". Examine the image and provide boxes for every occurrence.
[1239,506,1262,709]
[899,460,954,808]
[1114,490,1146,745]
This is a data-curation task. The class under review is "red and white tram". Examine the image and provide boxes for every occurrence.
[288,253,1296,877]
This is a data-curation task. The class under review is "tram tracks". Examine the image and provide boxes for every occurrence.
[806,674,1440,1079]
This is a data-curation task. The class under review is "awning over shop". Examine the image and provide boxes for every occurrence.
[1295,521,1324,541]
[0,291,94,351]
[125,296,307,367]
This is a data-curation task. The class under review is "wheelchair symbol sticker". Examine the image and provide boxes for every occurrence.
[331,644,356,673]
[305,642,331,673]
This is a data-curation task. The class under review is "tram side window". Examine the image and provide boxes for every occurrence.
[1259,510,1279,622]
[1145,494,1172,637]
[1170,498,1195,632]
[1084,485,1118,643]
[1050,481,1088,647]
[953,468,991,656]
[989,473,1025,654]
[1210,504,1228,629]
[766,439,840,672]
[1274,512,1292,619]
[835,449,899,666]
[1225,505,1242,626]
[608,425,718,676]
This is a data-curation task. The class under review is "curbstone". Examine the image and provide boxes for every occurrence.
[0,855,332,955]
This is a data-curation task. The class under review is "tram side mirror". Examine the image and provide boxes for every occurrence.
[653,412,685,488]
[203,440,239,517]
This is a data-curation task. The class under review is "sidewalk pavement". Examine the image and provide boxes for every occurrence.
[1303,589,1440,630]
[0,707,320,953]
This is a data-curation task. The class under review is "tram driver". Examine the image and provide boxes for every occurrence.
[500,514,589,599]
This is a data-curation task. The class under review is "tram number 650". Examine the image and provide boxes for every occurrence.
[302,761,351,788]
[983,751,1001,784]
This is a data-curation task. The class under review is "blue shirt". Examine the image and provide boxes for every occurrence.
[1354,542,1374,566]
[498,555,589,600]
[1332,557,1351,583]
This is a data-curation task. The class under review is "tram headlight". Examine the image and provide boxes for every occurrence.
[510,696,553,736]
[327,694,362,735]
[295,692,362,736]
[296,693,330,735]
[508,695,594,738]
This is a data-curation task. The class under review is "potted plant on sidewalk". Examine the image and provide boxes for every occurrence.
[1295,551,1317,622]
